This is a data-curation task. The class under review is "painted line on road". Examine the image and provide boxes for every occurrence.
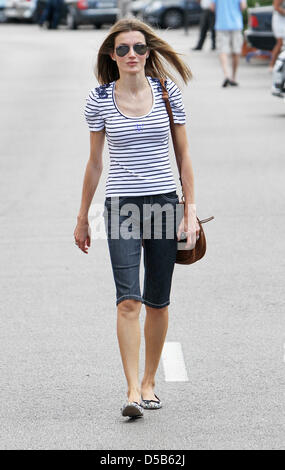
[161,342,189,382]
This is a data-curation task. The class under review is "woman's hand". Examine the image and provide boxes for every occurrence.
[177,204,200,250]
[74,217,91,254]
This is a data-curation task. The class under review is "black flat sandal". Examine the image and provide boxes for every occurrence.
[121,401,144,418]
[140,394,162,409]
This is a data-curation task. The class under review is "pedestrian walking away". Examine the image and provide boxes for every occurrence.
[269,0,285,70]
[211,0,247,87]
[73,18,200,419]
[193,0,216,50]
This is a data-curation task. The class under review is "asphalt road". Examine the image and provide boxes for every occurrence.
[0,23,284,450]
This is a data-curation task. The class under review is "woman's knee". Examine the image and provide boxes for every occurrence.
[117,298,141,319]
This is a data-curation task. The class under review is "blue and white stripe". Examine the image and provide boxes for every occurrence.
[84,76,186,197]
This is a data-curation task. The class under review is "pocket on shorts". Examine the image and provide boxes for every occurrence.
[159,191,179,204]
[105,196,130,208]
[232,30,243,54]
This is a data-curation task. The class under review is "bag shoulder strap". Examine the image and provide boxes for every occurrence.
[159,78,184,200]
[159,78,215,225]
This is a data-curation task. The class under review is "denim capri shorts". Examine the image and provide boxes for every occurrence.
[103,191,182,309]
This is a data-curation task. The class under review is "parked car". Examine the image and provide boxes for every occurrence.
[34,0,118,29]
[64,0,118,29]
[143,0,202,29]
[4,0,38,21]
[244,5,276,51]
[131,0,151,18]
[0,0,6,22]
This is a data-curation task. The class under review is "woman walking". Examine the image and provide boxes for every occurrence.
[270,0,285,69]
[74,18,200,418]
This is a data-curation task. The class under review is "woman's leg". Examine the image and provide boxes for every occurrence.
[117,299,142,403]
[270,38,283,68]
[141,305,169,400]
[104,196,144,403]
[140,193,178,400]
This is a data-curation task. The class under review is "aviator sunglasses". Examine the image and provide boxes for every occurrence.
[115,43,148,57]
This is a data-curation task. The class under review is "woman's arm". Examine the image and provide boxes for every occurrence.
[74,129,105,253]
[173,123,195,205]
[274,0,285,15]
[172,123,200,248]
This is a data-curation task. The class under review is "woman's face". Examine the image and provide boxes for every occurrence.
[111,30,149,76]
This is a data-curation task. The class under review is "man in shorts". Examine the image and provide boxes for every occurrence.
[211,0,247,87]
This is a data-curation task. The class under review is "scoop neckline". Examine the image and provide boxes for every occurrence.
[112,76,155,119]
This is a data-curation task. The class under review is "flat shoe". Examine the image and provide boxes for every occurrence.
[222,78,230,88]
[229,79,239,86]
[121,401,144,417]
[141,394,162,409]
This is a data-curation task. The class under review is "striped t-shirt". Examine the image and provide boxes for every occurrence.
[84,76,186,197]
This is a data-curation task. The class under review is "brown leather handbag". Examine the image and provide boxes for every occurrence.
[159,78,214,265]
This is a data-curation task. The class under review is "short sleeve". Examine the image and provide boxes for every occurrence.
[84,89,105,131]
[166,78,186,125]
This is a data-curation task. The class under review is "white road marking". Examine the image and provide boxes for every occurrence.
[161,342,189,381]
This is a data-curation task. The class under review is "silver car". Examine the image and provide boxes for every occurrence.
[65,0,118,29]
[143,0,202,29]
[4,0,37,21]
[34,0,118,29]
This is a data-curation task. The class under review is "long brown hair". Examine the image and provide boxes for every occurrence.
[95,18,192,86]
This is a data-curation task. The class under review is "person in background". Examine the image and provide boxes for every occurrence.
[270,0,285,70]
[193,0,216,50]
[38,0,64,30]
[271,49,285,96]
[211,0,247,87]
